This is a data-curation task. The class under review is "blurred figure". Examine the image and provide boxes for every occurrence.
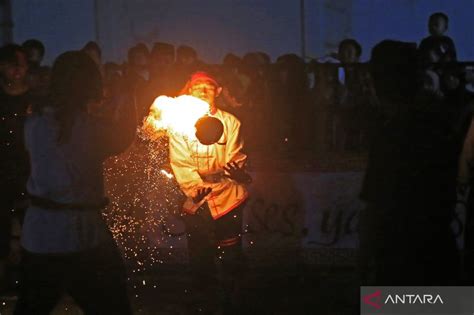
[441,66,474,157]
[338,38,361,64]
[176,45,198,68]
[220,53,248,113]
[14,51,135,315]
[174,45,203,90]
[124,43,150,117]
[236,52,272,151]
[126,43,150,83]
[241,52,269,112]
[146,42,177,103]
[103,62,123,99]
[307,61,338,153]
[361,57,461,285]
[419,12,457,66]
[21,39,44,70]
[0,44,32,294]
[81,41,103,75]
[391,68,461,286]
[21,39,46,95]
[359,40,418,285]
[32,66,52,96]
[150,42,174,77]
[334,39,379,151]
[270,54,307,152]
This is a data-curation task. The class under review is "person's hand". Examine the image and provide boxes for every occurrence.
[193,187,212,204]
[224,161,252,184]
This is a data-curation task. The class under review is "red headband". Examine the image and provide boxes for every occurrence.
[189,71,219,87]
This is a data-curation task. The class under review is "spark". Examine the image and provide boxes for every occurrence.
[160,169,174,179]
[102,95,210,300]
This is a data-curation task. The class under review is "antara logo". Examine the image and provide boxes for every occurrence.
[363,290,444,310]
[363,290,383,309]
[385,294,444,305]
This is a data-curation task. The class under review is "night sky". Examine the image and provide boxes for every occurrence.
[11,0,474,64]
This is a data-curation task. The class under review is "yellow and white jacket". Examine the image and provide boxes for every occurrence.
[169,108,248,219]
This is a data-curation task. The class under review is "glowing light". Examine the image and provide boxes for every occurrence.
[144,95,210,139]
[160,169,174,179]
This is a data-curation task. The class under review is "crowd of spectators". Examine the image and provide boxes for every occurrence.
[1,10,474,294]
[3,12,474,157]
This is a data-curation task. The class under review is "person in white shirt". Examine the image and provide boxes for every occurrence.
[169,72,251,311]
[14,51,136,315]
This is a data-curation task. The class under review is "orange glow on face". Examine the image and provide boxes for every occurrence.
[189,81,217,104]
[144,95,210,139]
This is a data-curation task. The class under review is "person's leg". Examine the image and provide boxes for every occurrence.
[66,241,132,315]
[214,204,245,312]
[215,206,244,273]
[182,205,219,312]
[13,251,63,315]
[182,206,217,282]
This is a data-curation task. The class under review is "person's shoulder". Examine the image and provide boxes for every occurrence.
[442,35,456,44]
[419,36,431,45]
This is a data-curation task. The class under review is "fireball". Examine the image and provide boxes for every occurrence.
[144,95,210,140]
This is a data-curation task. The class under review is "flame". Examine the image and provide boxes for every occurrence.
[144,95,210,139]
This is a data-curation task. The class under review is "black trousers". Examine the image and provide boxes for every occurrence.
[183,203,245,285]
[14,240,132,315]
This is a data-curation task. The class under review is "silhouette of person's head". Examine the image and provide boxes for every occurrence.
[276,54,305,86]
[22,39,45,68]
[50,50,103,113]
[0,44,28,85]
[338,39,362,64]
[151,42,175,67]
[177,45,197,66]
[128,44,149,67]
[429,12,449,37]
[81,41,102,67]
[223,53,241,70]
